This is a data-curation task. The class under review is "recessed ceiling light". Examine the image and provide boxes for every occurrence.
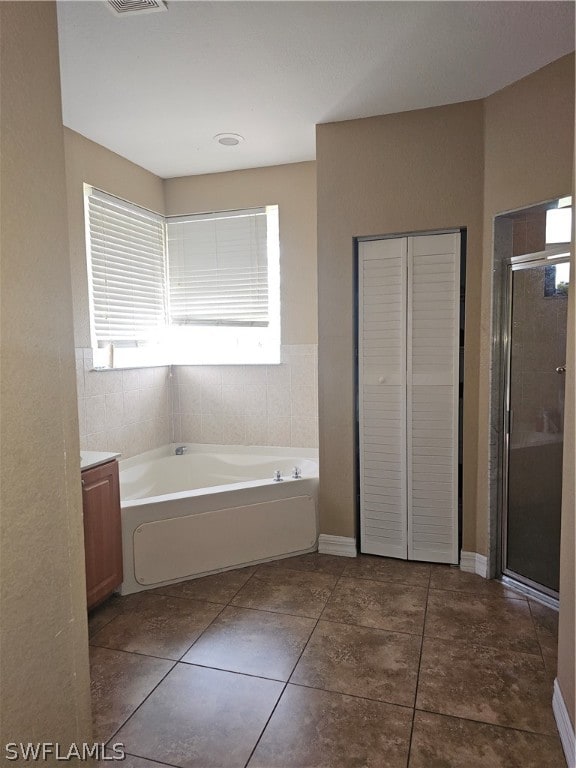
[214,133,244,147]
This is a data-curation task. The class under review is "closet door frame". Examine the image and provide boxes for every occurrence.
[355,228,465,563]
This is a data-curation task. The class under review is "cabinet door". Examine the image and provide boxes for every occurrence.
[407,233,460,564]
[358,238,408,558]
[82,460,123,609]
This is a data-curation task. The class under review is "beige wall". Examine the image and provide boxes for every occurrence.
[480,54,575,555]
[0,1,92,747]
[64,127,165,348]
[316,101,485,540]
[165,162,318,346]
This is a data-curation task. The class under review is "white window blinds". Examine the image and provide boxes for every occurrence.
[166,208,269,326]
[85,187,166,345]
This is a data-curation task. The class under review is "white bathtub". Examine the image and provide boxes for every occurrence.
[119,444,319,595]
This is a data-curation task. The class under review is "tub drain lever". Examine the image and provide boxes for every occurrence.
[273,469,284,482]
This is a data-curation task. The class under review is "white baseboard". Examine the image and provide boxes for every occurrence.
[318,534,357,558]
[553,679,576,768]
[460,550,488,578]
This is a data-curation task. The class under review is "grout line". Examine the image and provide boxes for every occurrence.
[228,602,324,622]
[242,683,287,768]
[418,632,548,659]
[406,567,431,765]
[90,593,227,661]
[145,566,258,605]
[179,661,286,684]
[413,705,559,738]
[313,614,424,638]
[337,573,431,589]
[87,598,123,638]
[242,565,343,767]
[175,604,227,663]
[287,680,414,711]
[169,560,332,663]
[91,644,186,664]
[316,571,342,624]
[120,750,180,768]
[169,567,262,663]
[104,659,178,748]
[141,589,228,608]
[428,585,528,602]
[526,599,549,669]
[343,572,433,584]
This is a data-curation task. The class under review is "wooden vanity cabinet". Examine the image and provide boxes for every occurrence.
[82,459,123,610]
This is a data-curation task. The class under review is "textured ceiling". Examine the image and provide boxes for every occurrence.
[57,1,575,178]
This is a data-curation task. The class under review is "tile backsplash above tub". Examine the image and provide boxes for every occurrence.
[75,345,318,457]
[173,345,318,449]
[76,349,172,460]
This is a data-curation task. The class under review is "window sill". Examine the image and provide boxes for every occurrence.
[91,345,281,370]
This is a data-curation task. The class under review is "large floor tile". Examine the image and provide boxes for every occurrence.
[429,567,526,598]
[529,600,559,657]
[416,637,557,735]
[115,664,283,768]
[151,566,256,605]
[231,565,338,618]
[248,684,412,768]
[409,711,567,768]
[291,620,421,706]
[90,646,173,742]
[425,590,540,654]
[543,652,557,675]
[90,593,223,660]
[343,555,430,586]
[265,552,348,575]
[182,606,315,680]
[322,577,427,634]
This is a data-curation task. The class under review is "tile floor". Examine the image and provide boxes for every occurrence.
[89,554,565,768]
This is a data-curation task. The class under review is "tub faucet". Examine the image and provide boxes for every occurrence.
[292,466,302,479]
[273,469,283,482]
[175,446,187,455]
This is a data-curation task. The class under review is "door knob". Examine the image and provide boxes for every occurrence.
[556,365,566,374]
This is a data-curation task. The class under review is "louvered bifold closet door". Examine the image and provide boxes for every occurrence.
[407,234,460,564]
[359,238,408,558]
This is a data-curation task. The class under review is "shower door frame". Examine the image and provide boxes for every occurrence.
[500,247,569,599]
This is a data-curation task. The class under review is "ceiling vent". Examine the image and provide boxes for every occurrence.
[107,0,167,16]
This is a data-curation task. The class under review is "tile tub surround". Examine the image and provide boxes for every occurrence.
[89,555,564,766]
[173,344,318,449]
[76,344,319,457]
[75,349,172,460]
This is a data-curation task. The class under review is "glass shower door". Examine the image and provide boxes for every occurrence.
[504,259,569,594]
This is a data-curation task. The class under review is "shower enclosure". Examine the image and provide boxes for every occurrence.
[502,253,569,595]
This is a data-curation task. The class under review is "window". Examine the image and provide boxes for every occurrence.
[84,185,280,367]
[544,263,570,298]
[165,206,280,365]
[167,209,269,326]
